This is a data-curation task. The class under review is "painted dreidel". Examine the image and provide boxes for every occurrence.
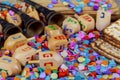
[22,0,65,26]
[74,14,95,32]
[6,11,22,27]
[44,24,62,39]
[13,44,41,66]
[26,6,40,20]
[48,34,68,52]
[96,7,111,31]
[0,56,21,76]
[62,16,80,37]
[4,33,27,51]
[28,51,63,69]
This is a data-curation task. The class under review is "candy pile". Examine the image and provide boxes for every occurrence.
[48,0,112,14]
[1,30,120,80]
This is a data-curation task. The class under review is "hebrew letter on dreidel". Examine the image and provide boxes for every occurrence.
[74,14,95,32]
[96,8,111,31]
[44,62,53,66]
[48,34,68,52]
[28,51,63,69]
[62,16,80,37]
[45,24,62,39]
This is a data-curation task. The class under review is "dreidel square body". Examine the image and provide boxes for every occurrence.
[4,33,27,51]
[76,14,95,32]
[13,44,40,66]
[45,24,62,39]
[48,34,68,52]
[39,51,63,69]
[62,16,80,37]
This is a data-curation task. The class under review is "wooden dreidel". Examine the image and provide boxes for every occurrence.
[28,51,63,69]
[96,7,111,31]
[6,11,22,27]
[13,44,41,66]
[4,33,27,51]
[48,34,68,52]
[26,6,40,20]
[45,24,62,39]
[0,56,21,76]
[74,14,95,32]
[62,16,80,37]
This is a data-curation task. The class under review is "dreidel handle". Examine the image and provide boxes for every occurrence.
[28,60,39,64]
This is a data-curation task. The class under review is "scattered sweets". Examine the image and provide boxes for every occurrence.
[59,0,112,14]
[48,4,54,8]
[46,0,112,14]
[51,73,58,79]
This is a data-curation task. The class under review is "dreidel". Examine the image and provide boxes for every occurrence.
[3,33,27,51]
[44,24,62,39]
[48,34,68,52]
[13,44,41,66]
[74,14,95,32]
[28,51,63,69]
[6,12,22,27]
[62,16,80,37]
[25,5,40,21]
[96,7,111,31]
[3,32,36,51]
[0,56,21,76]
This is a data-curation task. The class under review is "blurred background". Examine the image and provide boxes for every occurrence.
[116,0,120,7]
